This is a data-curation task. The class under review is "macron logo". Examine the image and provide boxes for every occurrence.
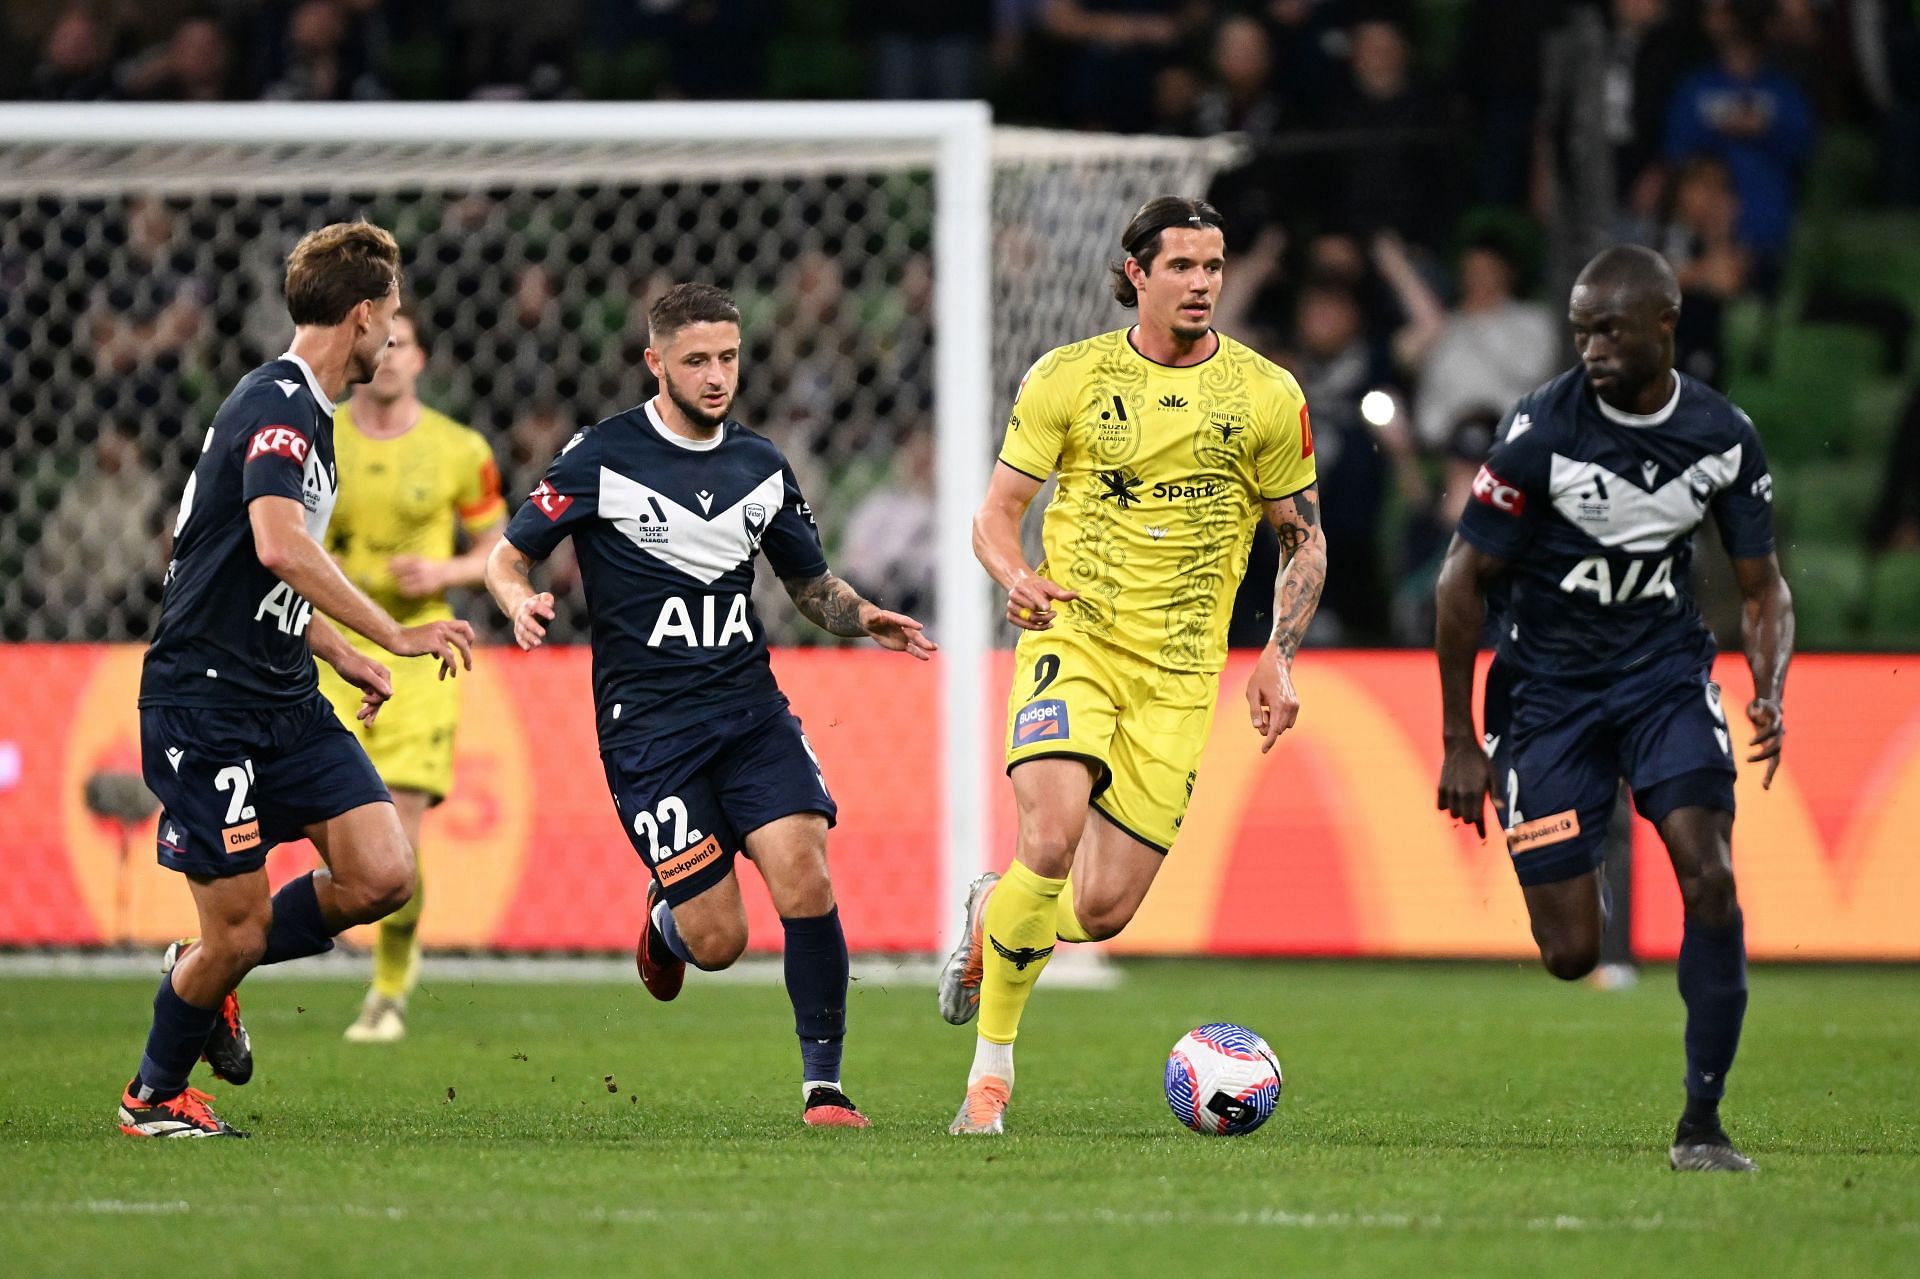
[274,379,302,398]
[247,427,309,464]
[165,747,184,773]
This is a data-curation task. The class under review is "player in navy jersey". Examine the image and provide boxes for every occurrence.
[1434,246,1793,1172]
[485,283,935,1128]
[117,223,476,1139]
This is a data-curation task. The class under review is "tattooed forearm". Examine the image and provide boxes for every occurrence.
[1268,487,1327,662]
[784,572,871,638]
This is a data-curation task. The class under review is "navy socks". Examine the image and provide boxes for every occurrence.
[1677,910,1748,1103]
[132,972,217,1103]
[260,871,336,966]
[781,908,848,1086]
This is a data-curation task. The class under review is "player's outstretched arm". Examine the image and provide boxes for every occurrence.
[1732,553,1794,789]
[309,615,392,723]
[390,519,506,598]
[1245,485,1328,753]
[781,571,938,660]
[1433,534,1509,836]
[250,495,473,678]
[974,461,1076,631]
[484,538,556,652]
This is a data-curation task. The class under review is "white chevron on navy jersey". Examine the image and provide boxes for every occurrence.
[1546,442,1743,553]
[600,466,786,586]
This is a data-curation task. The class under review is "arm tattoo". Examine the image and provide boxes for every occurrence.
[1269,488,1327,662]
[785,572,870,639]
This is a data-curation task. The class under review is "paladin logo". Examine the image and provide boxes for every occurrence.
[989,936,1055,971]
[1159,394,1189,410]
[1097,469,1143,509]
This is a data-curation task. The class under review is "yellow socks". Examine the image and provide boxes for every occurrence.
[371,859,424,1001]
[1054,875,1095,944]
[976,859,1066,1045]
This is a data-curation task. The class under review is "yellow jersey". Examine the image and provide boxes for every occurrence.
[327,403,505,637]
[998,328,1316,673]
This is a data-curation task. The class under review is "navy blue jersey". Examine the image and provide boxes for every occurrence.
[1457,368,1774,679]
[504,400,829,744]
[141,355,340,708]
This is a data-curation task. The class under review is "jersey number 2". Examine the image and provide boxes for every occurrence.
[632,796,703,866]
[1031,654,1061,699]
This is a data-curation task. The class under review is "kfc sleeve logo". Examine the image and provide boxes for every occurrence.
[1299,403,1314,458]
[246,426,310,464]
[529,480,573,520]
[1471,464,1525,515]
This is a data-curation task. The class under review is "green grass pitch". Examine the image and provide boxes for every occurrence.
[2,960,1916,1277]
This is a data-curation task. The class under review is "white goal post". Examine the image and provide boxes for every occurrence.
[0,102,1238,951]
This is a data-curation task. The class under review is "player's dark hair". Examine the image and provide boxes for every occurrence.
[1109,197,1226,309]
[394,302,427,353]
[283,221,402,327]
[648,283,741,344]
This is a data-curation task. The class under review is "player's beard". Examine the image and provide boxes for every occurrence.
[667,379,731,431]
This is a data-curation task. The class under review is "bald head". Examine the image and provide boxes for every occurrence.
[1574,244,1681,312]
[1569,245,1680,414]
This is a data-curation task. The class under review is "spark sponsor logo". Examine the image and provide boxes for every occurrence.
[1507,809,1580,854]
[1014,697,1069,744]
[246,426,309,464]
[530,480,573,520]
[1151,478,1219,502]
[1471,464,1525,515]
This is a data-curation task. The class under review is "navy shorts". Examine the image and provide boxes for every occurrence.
[601,699,837,907]
[140,693,391,877]
[1485,647,1737,887]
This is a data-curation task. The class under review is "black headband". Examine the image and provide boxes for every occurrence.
[1126,210,1222,258]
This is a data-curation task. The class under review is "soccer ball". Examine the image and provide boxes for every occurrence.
[1164,1022,1283,1135]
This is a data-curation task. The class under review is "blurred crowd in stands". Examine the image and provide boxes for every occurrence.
[4,0,1919,648]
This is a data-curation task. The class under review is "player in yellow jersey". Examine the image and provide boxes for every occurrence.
[316,308,506,1042]
[940,197,1330,1134]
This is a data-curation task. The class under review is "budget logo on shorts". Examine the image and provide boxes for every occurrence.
[656,834,723,887]
[221,820,262,855]
[1507,809,1580,854]
[1015,698,1069,745]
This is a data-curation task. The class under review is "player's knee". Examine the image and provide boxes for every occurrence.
[1678,860,1739,926]
[1539,939,1600,982]
[199,915,270,976]
[686,924,747,972]
[1015,817,1081,878]
[1073,899,1133,942]
[336,860,414,924]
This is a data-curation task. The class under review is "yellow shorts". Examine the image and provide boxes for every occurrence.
[1004,627,1218,852]
[318,647,460,801]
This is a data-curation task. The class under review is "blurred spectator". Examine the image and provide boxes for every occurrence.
[1852,0,1920,204]
[1277,280,1396,642]
[1662,0,1815,282]
[1392,409,1501,645]
[29,5,117,100]
[864,1,991,100]
[648,0,774,101]
[1457,0,1559,207]
[118,16,237,101]
[85,196,210,451]
[1605,0,1697,229]
[1261,0,1356,122]
[838,430,937,625]
[447,0,578,99]
[1191,14,1283,137]
[1867,385,1920,552]
[12,424,169,640]
[1325,16,1455,247]
[1660,153,1752,387]
[1043,0,1206,132]
[1384,233,1560,450]
[259,0,387,101]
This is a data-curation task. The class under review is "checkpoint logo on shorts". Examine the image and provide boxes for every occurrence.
[221,820,263,856]
[1507,809,1580,855]
[656,834,723,887]
[1014,698,1070,745]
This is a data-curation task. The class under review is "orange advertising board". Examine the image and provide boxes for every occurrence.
[1,645,1914,960]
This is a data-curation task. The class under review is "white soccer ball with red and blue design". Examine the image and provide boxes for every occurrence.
[1164,1022,1282,1135]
